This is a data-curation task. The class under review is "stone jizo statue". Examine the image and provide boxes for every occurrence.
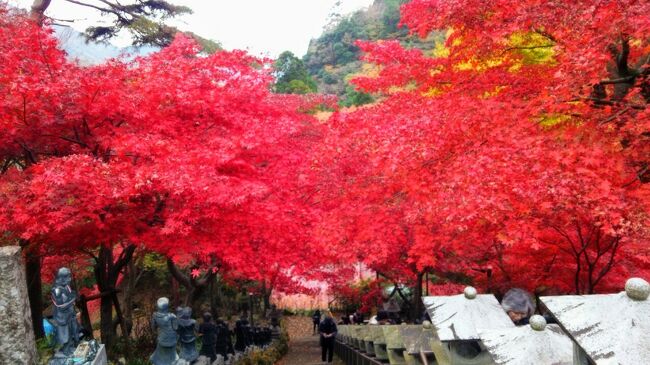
[177,306,199,363]
[234,315,251,352]
[215,318,233,358]
[198,312,218,361]
[150,297,179,365]
[51,267,80,356]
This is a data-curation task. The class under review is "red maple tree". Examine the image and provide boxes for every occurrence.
[0,7,325,347]
[311,0,649,307]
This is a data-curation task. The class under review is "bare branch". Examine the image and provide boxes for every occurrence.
[62,0,120,15]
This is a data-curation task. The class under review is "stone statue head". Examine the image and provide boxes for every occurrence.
[156,297,170,313]
[180,306,192,320]
[203,312,213,322]
[55,267,72,286]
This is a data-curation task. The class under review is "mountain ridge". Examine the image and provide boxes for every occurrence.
[302,0,441,102]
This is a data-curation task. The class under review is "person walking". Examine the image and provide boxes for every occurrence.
[319,310,337,364]
[312,309,321,334]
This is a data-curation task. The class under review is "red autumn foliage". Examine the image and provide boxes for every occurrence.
[1,0,649,332]
[0,5,324,344]
[312,0,649,300]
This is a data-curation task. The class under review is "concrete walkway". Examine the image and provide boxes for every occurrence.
[277,316,343,365]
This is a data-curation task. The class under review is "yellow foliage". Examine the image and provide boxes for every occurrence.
[429,28,455,58]
[314,111,333,122]
[538,113,573,128]
[482,86,507,98]
[431,41,450,58]
[345,63,382,82]
[507,32,555,65]
[388,82,418,94]
[454,55,505,72]
[421,87,444,97]
[361,63,382,77]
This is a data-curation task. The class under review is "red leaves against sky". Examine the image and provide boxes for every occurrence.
[0,6,323,291]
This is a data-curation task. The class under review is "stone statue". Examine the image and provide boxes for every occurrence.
[215,318,233,358]
[214,354,226,365]
[177,306,199,363]
[234,315,250,352]
[198,312,218,362]
[150,297,179,365]
[51,267,80,356]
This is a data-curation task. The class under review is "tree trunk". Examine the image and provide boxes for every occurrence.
[30,0,52,24]
[263,292,271,316]
[122,258,137,336]
[166,258,216,311]
[411,272,424,321]
[248,293,254,326]
[209,275,217,316]
[261,281,272,317]
[25,247,44,339]
[212,274,223,317]
[96,245,116,350]
[99,288,114,349]
[171,275,180,309]
[93,244,136,352]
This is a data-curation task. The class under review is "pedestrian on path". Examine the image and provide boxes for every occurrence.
[312,309,321,334]
[319,310,337,364]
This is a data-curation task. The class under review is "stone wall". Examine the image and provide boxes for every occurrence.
[0,246,37,364]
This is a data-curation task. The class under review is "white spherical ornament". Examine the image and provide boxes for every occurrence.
[529,315,547,331]
[464,286,477,299]
[625,277,650,301]
[422,320,432,329]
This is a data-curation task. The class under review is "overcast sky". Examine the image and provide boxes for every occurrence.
[12,0,375,57]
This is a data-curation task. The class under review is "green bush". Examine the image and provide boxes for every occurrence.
[36,337,55,365]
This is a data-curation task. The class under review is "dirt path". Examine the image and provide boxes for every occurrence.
[277,316,344,365]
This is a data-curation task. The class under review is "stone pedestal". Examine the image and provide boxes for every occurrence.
[370,326,389,361]
[0,246,37,364]
[401,324,438,365]
[541,278,650,365]
[423,286,514,365]
[478,315,573,365]
[384,325,407,365]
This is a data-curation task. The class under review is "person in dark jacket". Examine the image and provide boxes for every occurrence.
[376,310,394,325]
[312,309,321,334]
[319,310,338,364]
[353,311,364,324]
[341,313,351,325]
[198,312,218,362]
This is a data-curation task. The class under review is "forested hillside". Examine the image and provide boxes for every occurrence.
[303,0,441,104]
